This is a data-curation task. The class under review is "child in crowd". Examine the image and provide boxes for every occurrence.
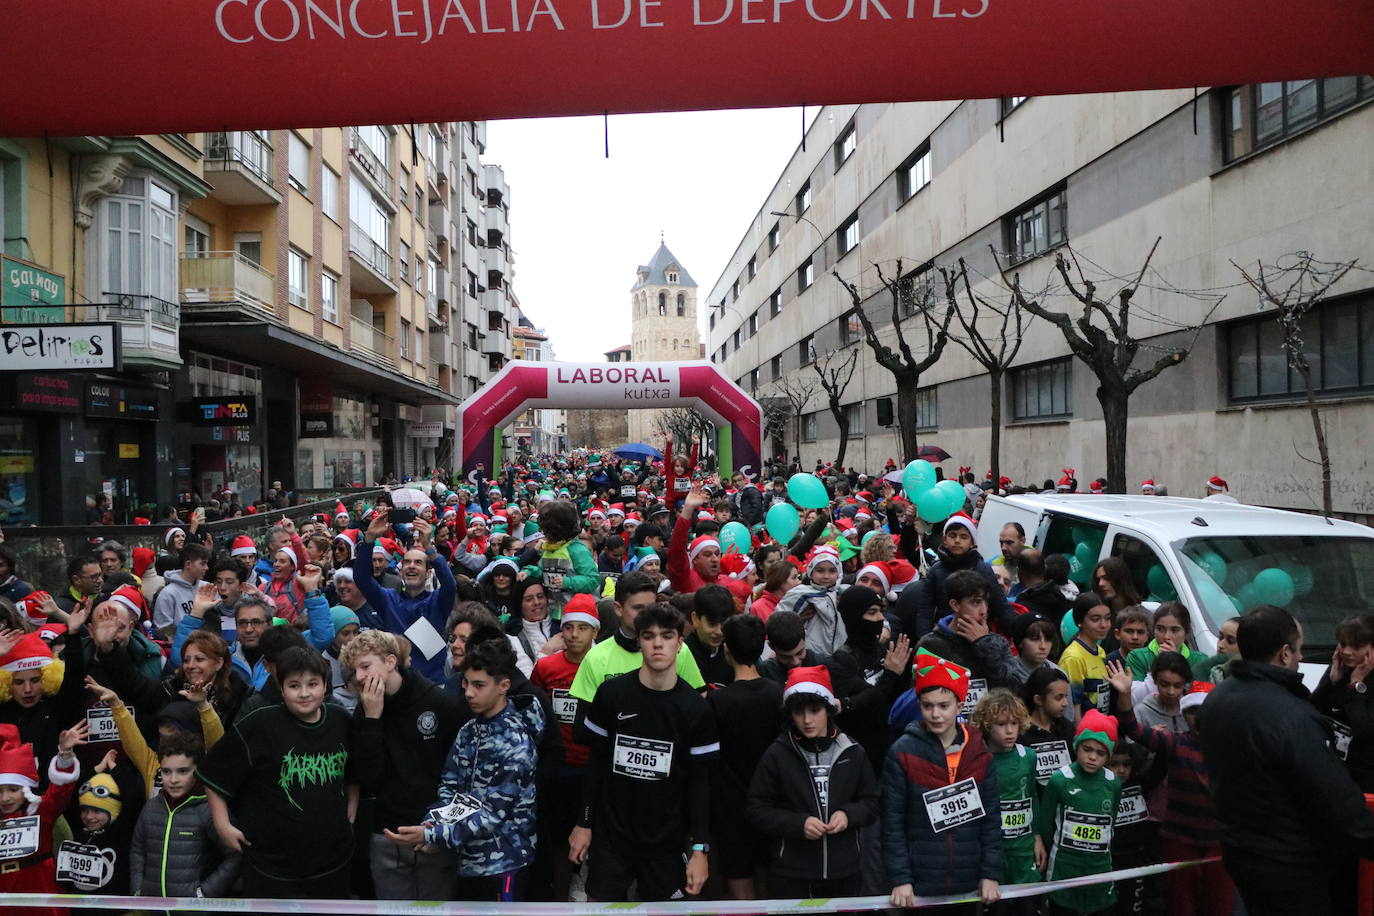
[971,689,1045,915]
[1040,709,1124,915]
[1105,743,1156,916]
[776,548,847,657]
[1104,607,1150,671]
[747,665,878,898]
[1199,616,1241,683]
[85,675,224,796]
[1020,667,1078,791]
[129,730,240,898]
[0,721,84,911]
[1009,611,1064,684]
[520,499,599,620]
[883,651,1002,909]
[61,750,133,895]
[1060,593,1112,716]
[1125,603,1197,682]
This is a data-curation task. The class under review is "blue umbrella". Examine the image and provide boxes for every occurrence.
[614,442,664,461]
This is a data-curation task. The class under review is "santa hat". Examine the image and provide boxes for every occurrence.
[999,476,1012,490]
[854,508,872,522]
[857,560,918,602]
[230,535,257,557]
[333,529,360,554]
[914,650,972,704]
[164,527,185,546]
[332,567,355,584]
[1089,480,1105,494]
[1180,681,1213,711]
[373,543,390,558]
[15,591,52,627]
[806,546,840,574]
[607,504,626,518]
[0,725,39,789]
[623,513,642,528]
[275,548,297,568]
[944,513,978,538]
[561,594,601,630]
[0,632,54,673]
[132,547,155,577]
[697,510,714,522]
[107,585,149,621]
[1206,476,1229,493]
[37,623,67,644]
[783,665,840,712]
[587,508,606,520]
[335,501,349,519]
[469,513,488,526]
[688,535,721,563]
[133,517,151,526]
[1140,479,1156,493]
[1056,469,1076,492]
[720,551,756,580]
[482,557,520,581]
[1075,709,1118,752]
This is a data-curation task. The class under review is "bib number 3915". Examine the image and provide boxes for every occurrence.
[922,778,985,833]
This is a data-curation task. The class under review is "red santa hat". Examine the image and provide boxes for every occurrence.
[275,548,297,568]
[1180,681,1214,711]
[131,547,155,577]
[856,560,918,602]
[1056,468,1076,492]
[1089,480,1105,494]
[335,501,349,519]
[230,535,257,557]
[107,585,148,621]
[623,513,642,528]
[688,535,721,563]
[469,513,488,526]
[1206,475,1229,493]
[854,508,872,522]
[783,665,840,711]
[0,632,54,673]
[587,508,606,520]
[133,517,151,526]
[607,504,626,518]
[560,594,601,630]
[943,512,978,538]
[914,650,972,704]
[696,509,714,522]
[15,591,52,627]
[720,551,756,580]
[333,529,360,554]
[999,476,1012,490]
[1140,479,1156,493]
[806,546,840,574]
[0,724,39,789]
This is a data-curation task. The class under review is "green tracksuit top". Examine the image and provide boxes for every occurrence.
[1040,760,1122,914]
[990,744,1042,886]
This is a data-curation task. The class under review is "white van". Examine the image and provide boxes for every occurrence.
[976,494,1374,688]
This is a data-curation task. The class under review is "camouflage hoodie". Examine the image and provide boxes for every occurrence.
[422,691,544,877]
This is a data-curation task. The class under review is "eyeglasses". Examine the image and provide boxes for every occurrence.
[236,618,269,628]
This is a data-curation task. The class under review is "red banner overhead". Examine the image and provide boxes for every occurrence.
[2,0,1370,135]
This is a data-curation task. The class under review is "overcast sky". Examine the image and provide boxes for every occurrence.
[485,109,811,362]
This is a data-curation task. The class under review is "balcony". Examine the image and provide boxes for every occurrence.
[348,128,394,201]
[180,252,274,312]
[479,287,504,319]
[350,316,395,367]
[484,205,508,243]
[429,325,454,368]
[483,245,507,280]
[483,165,508,207]
[203,132,281,206]
[83,294,181,370]
[348,222,396,295]
[481,325,511,359]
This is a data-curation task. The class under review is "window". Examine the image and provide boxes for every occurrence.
[899,261,935,317]
[747,257,757,280]
[749,368,760,391]
[415,184,423,213]
[733,328,741,349]
[321,271,339,323]
[771,354,783,380]
[356,126,392,169]
[676,293,685,316]
[288,133,310,193]
[840,310,862,344]
[845,403,864,436]
[1011,357,1073,420]
[287,248,308,309]
[400,319,411,359]
[415,326,425,365]
[321,166,339,221]
[835,124,857,168]
[1006,187,1067,263]
[898,146,932,201]
[915,386,938,431]
[769,288,782,318]
[399,240,411,281]
[234,231,262,267]
[709,312,716,330]
[768,223,780,252]
[1224,77,1374,161]
[1227,294,1374,401]
[731,280,739,301]
[99,175,178,302]
[838,213,859,256]
[795,181,812,214]
[799,334,816,364]
[802,412,818,441]
[658,291,667,315]
[184,218,209,256]
[1002,96,1029,117]
[351,181,391,251]
[748,311,759,336]
[798,258,814,292]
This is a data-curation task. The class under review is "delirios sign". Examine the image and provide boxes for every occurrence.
[0,323,118,372]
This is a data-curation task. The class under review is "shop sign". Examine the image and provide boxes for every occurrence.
[86,382,159,420]
[2,258,65,324]
[211,426,253,443]
[117,443,140,459]
[13,374,81,413]
[408,421,444,438]
[191,396,256,426]
[301,413,333,437]
[0,456,35,474]
[1,323,118,372]
[299,378,333,414]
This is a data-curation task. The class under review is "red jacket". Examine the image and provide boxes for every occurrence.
[0,756,79,916]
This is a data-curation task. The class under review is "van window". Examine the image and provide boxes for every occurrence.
[1112,534,1175,604]
[1041,515,1107,585]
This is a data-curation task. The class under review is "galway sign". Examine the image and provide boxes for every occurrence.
[1,0,1370,134]
[0,323,119,372]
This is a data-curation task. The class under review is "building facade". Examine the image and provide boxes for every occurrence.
[627,242,700,444]
[0,123,522,524]
[511,318,566,455]
[706,82,1374,516]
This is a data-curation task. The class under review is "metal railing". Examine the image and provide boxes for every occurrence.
[349,221,393,281]
[179,252,274,308]
[349,128,394,198]
[350,317,395,365]
[203,131,274,186]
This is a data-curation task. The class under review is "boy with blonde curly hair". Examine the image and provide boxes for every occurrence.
[971,688,1046,913]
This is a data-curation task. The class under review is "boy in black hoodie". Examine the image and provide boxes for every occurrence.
[827,584,912,773]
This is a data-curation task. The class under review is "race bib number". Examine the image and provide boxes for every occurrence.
[1327,716,1353,761]
[85,705,129,743]
[431,793,486,825]
[620,485,637,499]
[922,778,985,833]
[1001,797,1033,839]
[56,842,111,888]
[1097,689,1112,713]
[0,816,40,860]
[674,478,691,493]
[551,689,578,725]
[613,734,674,780]
[960,679,989,716]
[1061,811,1113,852]
[1032,741,1071,783]
[1116,786,1148,826]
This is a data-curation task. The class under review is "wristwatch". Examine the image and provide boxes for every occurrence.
[1355,681,1367,695]
[690,843,709,854]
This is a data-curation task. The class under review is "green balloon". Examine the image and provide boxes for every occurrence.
[918,489,952,524]
[1252,567,1296,607]
[765,503,800,544]
[1068,555,1091,584]
[1236,582,1262,610]
[1229,595,1245,613]
[1193,551,1227,585]
[1074,541,1098,566]
[1146,565,1177,601]
[934,479,967,516]
[903,459,936,494]
[720,521,751,555]
[787,473,830,510]
[1061,612,1080,643]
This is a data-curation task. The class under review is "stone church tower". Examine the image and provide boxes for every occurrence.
[627,241,700,445]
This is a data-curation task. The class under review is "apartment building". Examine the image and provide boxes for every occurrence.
[707,81,1374,515]
[511,317,566,455]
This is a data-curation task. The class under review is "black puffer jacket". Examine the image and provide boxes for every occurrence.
[895,547,1013,640]
[746,730,879,880]
[129,792,239,896]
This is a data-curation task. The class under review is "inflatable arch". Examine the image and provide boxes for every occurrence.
[458,360,764,479]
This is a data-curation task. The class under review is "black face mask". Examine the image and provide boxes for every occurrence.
[852,613,885,643]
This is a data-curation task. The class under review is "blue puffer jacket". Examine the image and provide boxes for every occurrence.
[882,720,1003,897]
[423,692,543,877]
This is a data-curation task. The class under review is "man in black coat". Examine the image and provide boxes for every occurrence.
[731,473,764,528]
[1010,549,1072,624]
[1200,606,1374,916]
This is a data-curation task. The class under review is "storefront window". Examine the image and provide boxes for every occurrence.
[226,445,262,506]
[333,395,367,440]
[323,449,366,488]
[0,419,38,525]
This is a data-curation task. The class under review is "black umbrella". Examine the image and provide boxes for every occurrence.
[915,445,952,462]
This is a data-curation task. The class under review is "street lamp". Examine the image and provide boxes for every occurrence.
[769,209,825,241]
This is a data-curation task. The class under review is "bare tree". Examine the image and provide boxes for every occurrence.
[940,258,1030,488]
[1000,238,1220,493]
[1234,252,1358,516]
[653,407,715,460]
[835,260,954,460]
[812,347,859,469]
[768,373,820,467]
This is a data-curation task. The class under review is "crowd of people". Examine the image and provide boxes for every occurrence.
[0,447,1366,915]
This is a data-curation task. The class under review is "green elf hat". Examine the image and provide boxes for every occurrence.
[834,537,861,562]
[1074,709,1118,753]
[913,649,971,704]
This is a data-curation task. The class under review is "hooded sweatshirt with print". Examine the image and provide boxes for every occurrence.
[151,570,203,633]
